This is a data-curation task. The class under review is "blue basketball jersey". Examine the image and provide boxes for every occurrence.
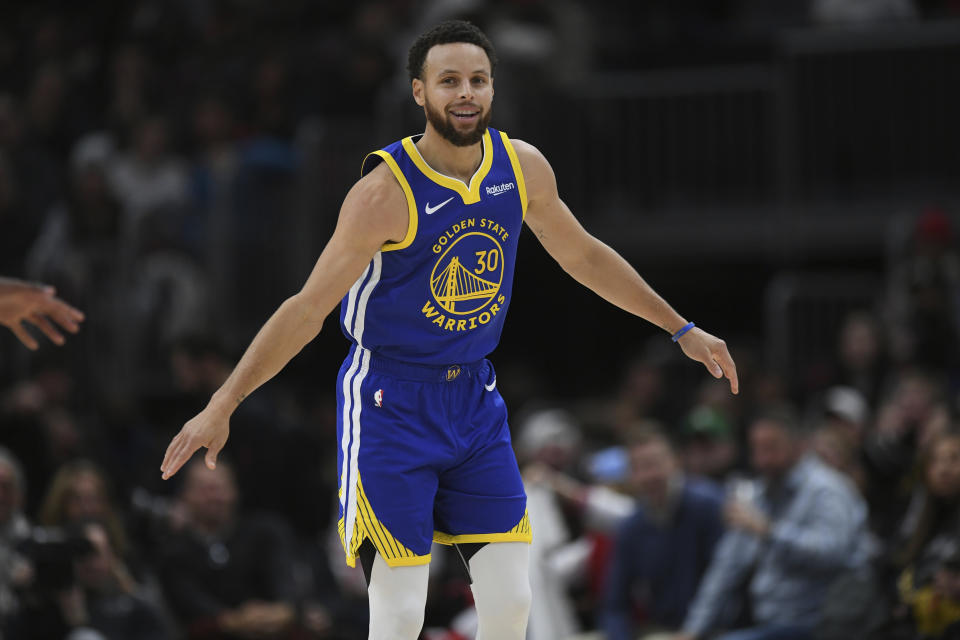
[339,127,527,365]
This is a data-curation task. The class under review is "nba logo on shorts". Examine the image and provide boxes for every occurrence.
[374,389,383,407]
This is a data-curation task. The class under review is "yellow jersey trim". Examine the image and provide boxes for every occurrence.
[337,474,429,568]
[362,150,418,252]
[433,510,532,545]
[499,131,528,221]
[401,130,493,205]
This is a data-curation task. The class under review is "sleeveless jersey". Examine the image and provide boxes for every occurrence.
[339,127,527,365]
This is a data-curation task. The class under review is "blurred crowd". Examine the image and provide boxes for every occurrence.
[1,1,960,639]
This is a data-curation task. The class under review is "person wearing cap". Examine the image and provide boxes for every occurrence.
[680,406,739,484]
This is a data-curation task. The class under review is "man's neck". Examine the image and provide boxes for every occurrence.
[416,126,484,184]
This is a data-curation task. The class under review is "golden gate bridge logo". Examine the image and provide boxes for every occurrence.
[429,232,504,315]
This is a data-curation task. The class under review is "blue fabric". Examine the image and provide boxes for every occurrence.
[602,477,725,640]
[336,344,526,556]
[715,623,814,640]
[682,456,869,636]
[339,127,524,365]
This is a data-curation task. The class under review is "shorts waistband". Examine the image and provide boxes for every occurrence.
[359,348,488,383]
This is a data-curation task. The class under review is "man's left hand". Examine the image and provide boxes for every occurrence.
[725,500,770,538]
[677,327,739,394]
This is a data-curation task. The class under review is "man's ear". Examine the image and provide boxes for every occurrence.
[412,78,425,107]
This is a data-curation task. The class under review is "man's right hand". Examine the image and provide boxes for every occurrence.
[161,404,231,479]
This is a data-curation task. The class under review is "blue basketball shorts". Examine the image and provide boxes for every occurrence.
[335,344,530,568]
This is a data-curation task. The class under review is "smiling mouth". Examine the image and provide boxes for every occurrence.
[450,110,480,120]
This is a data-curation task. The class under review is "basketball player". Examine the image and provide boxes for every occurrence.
[0,277,84,349]
[161,20,738,640]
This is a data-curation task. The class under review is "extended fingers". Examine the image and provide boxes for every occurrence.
[8,322,38,350]
[714,342,739,395]
[162,432,199,480]
[43,298,85,333]
[27,314,65,345]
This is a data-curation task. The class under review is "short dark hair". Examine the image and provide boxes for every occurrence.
[751,405,804,437]
[407,20,497,82]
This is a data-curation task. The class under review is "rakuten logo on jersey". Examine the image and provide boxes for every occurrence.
[485,182,515,196]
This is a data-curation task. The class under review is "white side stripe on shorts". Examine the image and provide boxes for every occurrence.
[341,252,382,559]
[339,262,371,506]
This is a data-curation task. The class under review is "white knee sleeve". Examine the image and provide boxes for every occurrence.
[469,542,532,640]
[367,553,430,640]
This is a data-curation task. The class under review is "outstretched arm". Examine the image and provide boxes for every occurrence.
[0,278,84,349]
[515,140,738,394]
[161,164,409,478]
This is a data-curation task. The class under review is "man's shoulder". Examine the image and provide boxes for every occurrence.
[684,475,725,507]
[349,161,408,210]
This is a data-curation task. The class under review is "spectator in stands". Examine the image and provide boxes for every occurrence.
[890,432,960,638]
[676,406,869,640]
[809,386,870,492]
[107,115,188,244]
[157,458,311,639]
[603,427,725,640]
[862,370,950,540]
[38,460,132,570]
[679,405,739,484]
[7,521,172,640]
[0,447,31,621]
[517,408,588,640]
[27,134,122,301]
[886,206,960,373]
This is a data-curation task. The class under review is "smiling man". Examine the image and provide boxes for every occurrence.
[160,20,738,640]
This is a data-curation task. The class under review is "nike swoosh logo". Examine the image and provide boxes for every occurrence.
[425,197,455,215]
[484,377,497,392]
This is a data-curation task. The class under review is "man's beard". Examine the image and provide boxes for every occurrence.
[424,97,491,147]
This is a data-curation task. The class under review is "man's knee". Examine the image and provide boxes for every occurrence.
[499,578,532,623]
[367,554,429,640]
[370,595,425,638]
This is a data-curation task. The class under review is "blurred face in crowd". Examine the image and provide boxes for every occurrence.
[0,461,22,526]
[750,419,801,482]
[64,470,109,523]
[629,437,677,505]
[182,462,237,533]
[134,118,168,162]
[74,523,114,592]
[839,314,879,371]
[413,43,493,147]
[926,436,960,499]
[892,373,938,426]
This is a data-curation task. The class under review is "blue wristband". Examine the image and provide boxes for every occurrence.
[671,322,695,342]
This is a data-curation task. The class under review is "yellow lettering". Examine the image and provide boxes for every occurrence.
[457,320,467,331]
[432,314,445,326]
[467,218,476,228]
[422,301,440,318]
[479,311,491,325]
[445,230,454,239]
[480,219,487,228]
[498,294,505,304]
[490,303,500,316]
[445,319,455,331]
[438,236,448,246]
[502,232,508,241]
[469,316,478,329]
[433,244,441,253]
